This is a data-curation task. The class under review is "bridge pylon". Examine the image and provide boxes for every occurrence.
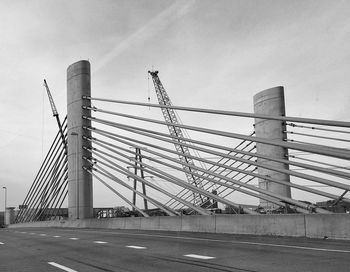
[254,87,292,210]
[67,60,93,219]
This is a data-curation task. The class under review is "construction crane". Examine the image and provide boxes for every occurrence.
[148,71,205,207]
[43,79,67,152]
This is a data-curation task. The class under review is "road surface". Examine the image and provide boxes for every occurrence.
[0,227,349,271]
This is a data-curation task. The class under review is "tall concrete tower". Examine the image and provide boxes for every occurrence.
[253,86,291,209]
[67,60,93,219]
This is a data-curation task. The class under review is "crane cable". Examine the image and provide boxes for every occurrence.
[147,72,150,109]
[42,83,46,160]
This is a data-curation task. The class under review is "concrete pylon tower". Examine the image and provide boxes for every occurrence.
[253,87,291,210]
[67,60,93,219]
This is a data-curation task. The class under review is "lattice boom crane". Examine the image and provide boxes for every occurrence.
[43,79,67,152]
[148,70,204,206]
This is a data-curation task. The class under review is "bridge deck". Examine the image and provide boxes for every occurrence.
[0,228,349,271]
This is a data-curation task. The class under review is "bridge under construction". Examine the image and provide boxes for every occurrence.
[6,60,350,240]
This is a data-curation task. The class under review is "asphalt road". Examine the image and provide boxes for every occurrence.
[0,227,349,272]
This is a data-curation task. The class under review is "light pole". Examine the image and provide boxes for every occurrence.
[71,132,79,219]
[2,187,7,211]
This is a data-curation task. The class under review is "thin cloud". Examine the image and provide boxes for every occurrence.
[93,0,196,73]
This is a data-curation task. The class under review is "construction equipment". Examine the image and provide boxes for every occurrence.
[148,71,205,206]
[147,71,259,213]
[43,79,67,151]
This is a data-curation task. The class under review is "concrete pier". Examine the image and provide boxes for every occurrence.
[253,87,291,210]
[67,60,93,219]
[4,207,15,225]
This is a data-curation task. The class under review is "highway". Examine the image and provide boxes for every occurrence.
[0,228,349,271]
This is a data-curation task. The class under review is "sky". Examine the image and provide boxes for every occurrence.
[1,0,350,210]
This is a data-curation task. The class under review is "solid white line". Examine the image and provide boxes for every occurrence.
[236,241,350,253]
[126,245,147,249]
[184,254,216,260]
[80,230,350,254]
[93,241,108,244]
[48,262,78,272]
[69,238,79,240]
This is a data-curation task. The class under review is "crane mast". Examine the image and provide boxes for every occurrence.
[148,71,204,206]
[43,79,67,152]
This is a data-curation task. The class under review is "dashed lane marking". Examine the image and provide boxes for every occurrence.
[93,241,108,244]
[29,233,35,235]
[184,254,216,260]
[83,230,350,254]
[126,245,147,249]
[69,238,79,240]
[48,262,78,272]
[40,234,47,236]
[0,242,4,245]
[53,235,61,238]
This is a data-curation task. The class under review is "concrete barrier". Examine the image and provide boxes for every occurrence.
[124,217,141,230]
[181,215,215,233]
[9,214,350,240]
[141,216,160,230]
[215,214,306,236]
[159,216,181,231]
[305,213,350,239]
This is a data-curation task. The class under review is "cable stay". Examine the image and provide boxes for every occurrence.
[15,79,69,223]
[15,120,68,223]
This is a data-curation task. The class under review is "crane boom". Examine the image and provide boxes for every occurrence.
[43,79,67,152]
[44,79,58,117]
[148,71,204,206]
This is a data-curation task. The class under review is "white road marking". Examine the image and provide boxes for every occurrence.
[93,241,108,244]
[235,241,350,253]
[30,233,35,235]
[57,229,350,254]
[0,242,4,245]
[184,254,216,260]
[83,231,350,254]
[126,245,147,249]
[69,238,79,240]
[53,235,61,238]
[40,234,47,236]
[48,262,78,272]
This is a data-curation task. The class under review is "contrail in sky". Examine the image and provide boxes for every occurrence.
[93,0,196,73]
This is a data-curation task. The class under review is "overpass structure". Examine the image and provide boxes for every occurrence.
[11,60,350,239]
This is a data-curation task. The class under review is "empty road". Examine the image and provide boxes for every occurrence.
[0,227,349,271]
